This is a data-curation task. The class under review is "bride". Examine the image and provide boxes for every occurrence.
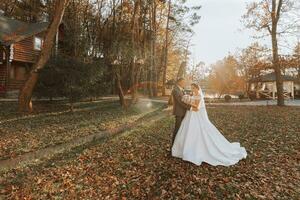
[172,83,247,166]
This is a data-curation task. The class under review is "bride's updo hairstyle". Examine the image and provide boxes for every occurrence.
[191,83,200,90]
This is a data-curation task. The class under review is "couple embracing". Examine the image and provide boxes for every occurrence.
[171,78,247,166]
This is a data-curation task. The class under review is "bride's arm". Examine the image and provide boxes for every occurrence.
[189,95,201,111]
[190,99,200,108]
[190,99,200,110]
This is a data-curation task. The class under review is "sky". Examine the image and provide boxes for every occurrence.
[187,0,257,66]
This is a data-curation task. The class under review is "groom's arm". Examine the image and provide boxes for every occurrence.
[172,89,191,110]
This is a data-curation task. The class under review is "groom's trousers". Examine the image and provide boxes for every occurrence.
[172,116,184,146]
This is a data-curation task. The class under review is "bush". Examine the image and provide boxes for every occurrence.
[224,95,232,102]
[238,94,244,100]
[248,92,256,101]
[86,61,112,98]
[35,56,111,105]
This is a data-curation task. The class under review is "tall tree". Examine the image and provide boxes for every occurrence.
[149,0,157,97]
[208,55,242,97]
[18,0,69,112]
[0,0,18,16]
[237,43,270,91]
[161,0,171,96]
[6,0,201,110]
[294,42,300,78]
[270,0,284,105]
[243,0,299,106]
[130,0,142,102]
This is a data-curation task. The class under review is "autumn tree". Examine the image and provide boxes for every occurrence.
[161,0,171,96]
[189,61,207,83]
[18,0,69,112]
[0,0,45,22]
[243,0,299,106]
[237,43,271,91]
[293,42,300,78]
[2,0,200,110]
[208,55,243,97]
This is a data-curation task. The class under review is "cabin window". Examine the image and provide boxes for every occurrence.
[34,37,43,51]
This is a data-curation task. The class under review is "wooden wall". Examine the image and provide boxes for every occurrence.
[13,32,45,63]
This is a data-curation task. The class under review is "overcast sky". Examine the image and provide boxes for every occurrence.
[187,0,299,66]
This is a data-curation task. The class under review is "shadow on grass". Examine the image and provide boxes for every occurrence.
[0,100,165,160]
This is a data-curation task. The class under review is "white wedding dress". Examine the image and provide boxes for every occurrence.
[172,89,247,166]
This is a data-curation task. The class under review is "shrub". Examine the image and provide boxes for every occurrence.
[224,95,232,102]
[35,56,111,106]
[238,94,244,100]
[248,92,256,101]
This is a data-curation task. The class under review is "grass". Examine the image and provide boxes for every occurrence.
[0,105,299,199]
[0,100,163,160]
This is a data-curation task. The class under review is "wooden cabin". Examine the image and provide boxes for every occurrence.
[0,15,63,97]
[248,72,297,100]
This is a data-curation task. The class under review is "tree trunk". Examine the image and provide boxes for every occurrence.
[116,70,127,109]
[272,36,284,106]
[177,61,186,79]
[148,69,153,97]
[271,0,284,106]
[150,0,157,97]
[18,0,69,112]
[177,39,191,79]
[130,0,141,103]
[130,61,138,103]
[162,0,171,96]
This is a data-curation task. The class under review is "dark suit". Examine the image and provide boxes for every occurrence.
[171,85,191,146]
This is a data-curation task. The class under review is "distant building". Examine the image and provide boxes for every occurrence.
[248,72,299,100]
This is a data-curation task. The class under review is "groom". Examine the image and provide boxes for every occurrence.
[171,78,192,148]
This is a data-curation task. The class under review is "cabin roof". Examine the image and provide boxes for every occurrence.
[249,72,295,83]
[0,14,49,46]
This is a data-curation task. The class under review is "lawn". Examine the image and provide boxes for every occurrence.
[0,100,163,160]
[0,106,299,199]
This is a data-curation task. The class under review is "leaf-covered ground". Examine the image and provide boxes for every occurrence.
[0,100,162,160]
[0,106,299,199]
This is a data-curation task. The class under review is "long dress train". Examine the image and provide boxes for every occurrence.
[172,90,247,166]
